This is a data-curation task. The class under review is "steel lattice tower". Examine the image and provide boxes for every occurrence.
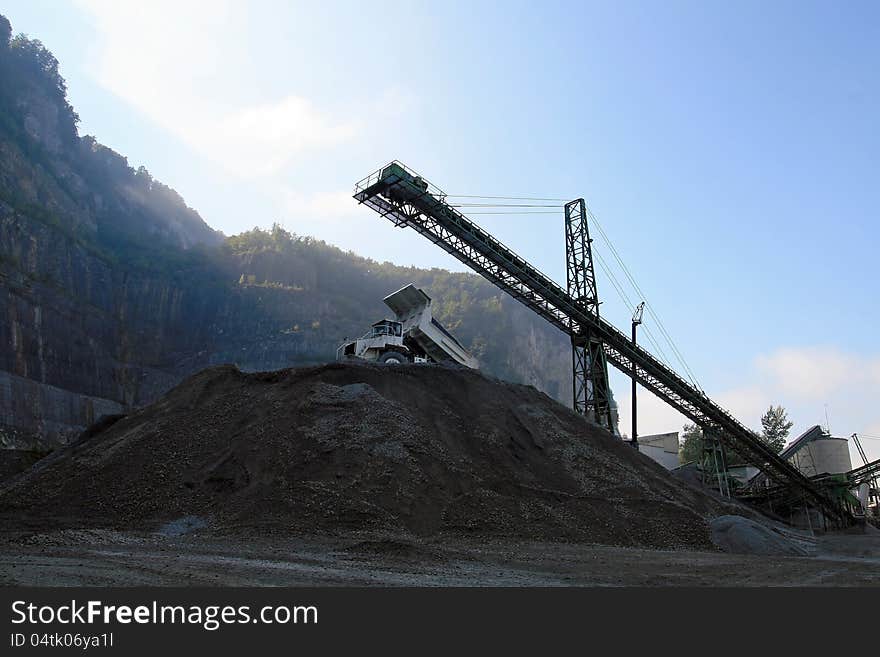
[564,199,615,432]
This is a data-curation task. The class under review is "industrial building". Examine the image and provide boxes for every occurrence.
[638,432,680,470]
[750,426,852,486]
[784,427,852,477]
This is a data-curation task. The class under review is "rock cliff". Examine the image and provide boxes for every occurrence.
[0,15,572,453]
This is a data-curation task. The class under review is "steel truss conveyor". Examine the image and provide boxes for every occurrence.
[847,458,880,488]
[353,161,848,522]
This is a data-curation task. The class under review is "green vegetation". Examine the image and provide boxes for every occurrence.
[0,15,219,260]
[760,405,793,454]
[0,15,79,148]
[679,404,794,466]
[219,225,569,396]
[679,423,703,464]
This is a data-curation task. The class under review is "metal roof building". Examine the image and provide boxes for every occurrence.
[751,425,852,486]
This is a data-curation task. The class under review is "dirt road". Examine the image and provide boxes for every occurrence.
[2,529,878,587]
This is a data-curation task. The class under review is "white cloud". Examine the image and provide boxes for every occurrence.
[74,0,367,178]
[197,97,359,178]
[273,186,406,261]
[281,189,357,221]
[615,386,688,439]
[75,0,233,118]
[755,347,870,400]
[715,385,769,425]
[615,346,880,462]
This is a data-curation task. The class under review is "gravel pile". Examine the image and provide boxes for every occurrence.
[710,515,812,556]
[1,362,732,549]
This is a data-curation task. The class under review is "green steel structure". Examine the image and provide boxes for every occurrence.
[564,199,615,431]
[353,161,850,524]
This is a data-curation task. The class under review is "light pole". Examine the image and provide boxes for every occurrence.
[631,302,645,450]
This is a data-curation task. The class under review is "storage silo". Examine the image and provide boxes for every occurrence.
[789,435,852,477]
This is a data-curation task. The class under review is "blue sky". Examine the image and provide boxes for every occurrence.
[4,1,879,460]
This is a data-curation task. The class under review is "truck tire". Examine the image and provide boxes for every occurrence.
[378,351,409,364]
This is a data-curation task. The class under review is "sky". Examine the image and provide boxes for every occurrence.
[4,0,880,461]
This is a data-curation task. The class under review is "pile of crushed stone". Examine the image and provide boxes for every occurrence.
[0,450,44,482]
[709,515,813,556]
[1,362,736,550]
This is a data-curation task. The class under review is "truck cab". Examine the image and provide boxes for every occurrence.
[338,319,409,363]
[367,319,403,339]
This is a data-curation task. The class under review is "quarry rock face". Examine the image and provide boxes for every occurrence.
[0,196,572,452]
[0,195,569,446]
[0,204,327,447]
[0,121,573,453]
[0,19,571,453]
[1,363,727,550]
[0,31,216,450]
[0,186,573,454]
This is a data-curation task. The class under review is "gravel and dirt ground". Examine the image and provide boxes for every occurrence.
[1,361,878,586]
[1,528,878,586]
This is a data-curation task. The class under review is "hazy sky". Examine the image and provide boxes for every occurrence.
[4,1,879,460]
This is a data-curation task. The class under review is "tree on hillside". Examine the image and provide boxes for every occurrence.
[679,423,703,464]
[760,405,793,453]
[1,15,11,47]
[0,15,79,146]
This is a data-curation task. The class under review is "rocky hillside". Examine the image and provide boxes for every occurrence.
[0,15,572,452]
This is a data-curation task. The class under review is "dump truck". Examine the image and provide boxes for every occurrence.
[337,284,478,368]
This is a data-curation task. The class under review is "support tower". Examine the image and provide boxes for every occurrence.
[564,199,614,431]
